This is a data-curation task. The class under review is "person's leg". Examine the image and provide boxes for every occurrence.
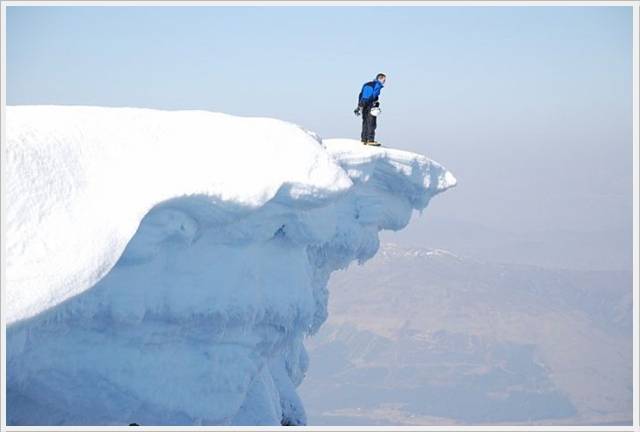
[361,108,368,142]
[365,109,376,142]
[363,107,374,142]
[370,114,377,142]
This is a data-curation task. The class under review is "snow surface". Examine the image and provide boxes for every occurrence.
[5,105,455,425]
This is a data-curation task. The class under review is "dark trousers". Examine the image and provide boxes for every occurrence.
[361,106,377,142]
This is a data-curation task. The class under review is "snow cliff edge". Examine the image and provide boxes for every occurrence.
[5,105,455,425]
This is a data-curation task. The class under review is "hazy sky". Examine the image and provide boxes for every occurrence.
[6,5,634,269]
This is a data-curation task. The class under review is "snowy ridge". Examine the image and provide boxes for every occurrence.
[5,105,455,425]
[378,243,463,260]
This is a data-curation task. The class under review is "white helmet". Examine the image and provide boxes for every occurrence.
[370,106,381,117]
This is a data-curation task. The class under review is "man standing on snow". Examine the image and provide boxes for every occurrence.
[354,73,386,146]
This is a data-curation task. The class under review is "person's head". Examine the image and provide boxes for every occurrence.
[376,73,387,85]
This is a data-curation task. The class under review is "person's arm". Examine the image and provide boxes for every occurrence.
[355,83,374,116]
[370,83,382,107]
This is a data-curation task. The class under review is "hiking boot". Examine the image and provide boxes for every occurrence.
[366,140,381,146]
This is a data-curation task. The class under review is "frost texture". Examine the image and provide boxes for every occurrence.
[5,106,455,425]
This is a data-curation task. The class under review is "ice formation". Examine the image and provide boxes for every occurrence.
[5,105,455,425]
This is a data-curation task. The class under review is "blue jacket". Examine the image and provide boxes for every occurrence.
[358,80,384,107]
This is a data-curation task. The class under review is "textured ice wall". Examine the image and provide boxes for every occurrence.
[5,106,455,425]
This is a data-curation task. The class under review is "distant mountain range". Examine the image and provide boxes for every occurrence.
[381,215,633,272]
[299,243,632,426]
